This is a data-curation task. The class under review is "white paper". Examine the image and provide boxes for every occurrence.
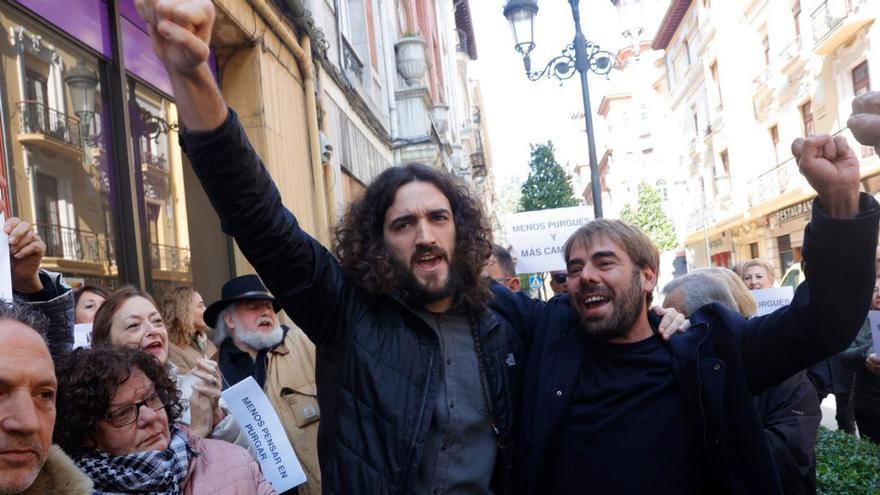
[0,214,12,302]
[221,377,306,492]
[751,287,795,317]
[504,206,594,274]
[73,323,92,349]
[868,310,880,353]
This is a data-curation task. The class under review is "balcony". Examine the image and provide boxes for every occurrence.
[811,0,874,55]
[140,151,168,174]
[37,223,115,274]
[747,159,809,208]
[149,243,191,274]
[15,101,83,159]
[342,37,365,83]
[778,36,809,73]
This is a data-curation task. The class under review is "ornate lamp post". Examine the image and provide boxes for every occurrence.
[503,0,615,218]
[64,60,100,144]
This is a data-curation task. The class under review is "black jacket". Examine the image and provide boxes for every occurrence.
[491,195,878,494]
[840,319,880,414]
[181,110,525,494]
[754,371,820,495]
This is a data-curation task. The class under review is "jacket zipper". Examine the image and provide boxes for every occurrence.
[694,323,710,452]
[403,352,434,488]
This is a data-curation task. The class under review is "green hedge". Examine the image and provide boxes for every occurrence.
[817,427,880,494]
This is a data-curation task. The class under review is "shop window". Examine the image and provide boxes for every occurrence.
[778,234,794,273]
[6,17,121,290]
[749,242,759,259]
[128,81,192,301]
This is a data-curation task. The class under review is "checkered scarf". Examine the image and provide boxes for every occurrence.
[75,425,192,494]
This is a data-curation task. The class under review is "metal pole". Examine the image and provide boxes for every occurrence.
[569,0,603,218]
[700,178,711,266]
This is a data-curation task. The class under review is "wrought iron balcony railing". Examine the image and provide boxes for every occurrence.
[141,151,168,172]
[36,223,114,267]
[811,0,869,45]
[149,243,191,273]
[16,100,82,149]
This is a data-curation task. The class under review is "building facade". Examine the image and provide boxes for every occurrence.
[0,0,496,303]
[653,0,880,279]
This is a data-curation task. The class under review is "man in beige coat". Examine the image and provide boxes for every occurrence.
[206,275,320,495]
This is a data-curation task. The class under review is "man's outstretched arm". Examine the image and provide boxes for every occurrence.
[740,132,879,393]
[135,0,227,131]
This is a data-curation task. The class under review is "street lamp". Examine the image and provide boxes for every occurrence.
[503,0,615,218]
[64,60,99,143]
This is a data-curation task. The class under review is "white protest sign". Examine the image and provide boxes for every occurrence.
[73,323,92,349]
[0,214,11,301]
[221,377,306,492]
[504,206,593,274]
[751,287,794,316]
[868,310,880,353]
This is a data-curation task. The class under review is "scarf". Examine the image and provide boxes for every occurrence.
[75,425,192,495]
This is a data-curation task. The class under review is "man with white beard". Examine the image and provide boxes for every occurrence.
[205,274,321,495]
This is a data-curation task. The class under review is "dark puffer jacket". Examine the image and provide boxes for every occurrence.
[180,110,525,495]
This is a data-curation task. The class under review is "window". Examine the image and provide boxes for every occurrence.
[34,172,62,257]
[792,1,802,37]
[710,61,723,110]
[853,60,871,96]
[656,179,668,201]
[684,39,692,65]
[762,33,770,66]
[719,150,730,176]
[770,125,780,164]
[749,242,759,259]
[801,100,814,136]
[777,234,794,274]
[690,104,700,137]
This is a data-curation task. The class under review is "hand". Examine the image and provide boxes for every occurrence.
[135,0,214,75]
[6,217,45,293]
[653,306,691,341]
[848,91,880,150]
[866,353,880,375]
[791,134,860,218]
[190,359,224,427]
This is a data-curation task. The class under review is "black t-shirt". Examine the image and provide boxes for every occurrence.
[548,332,707,494]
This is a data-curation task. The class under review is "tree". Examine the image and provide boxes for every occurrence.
[517,142,579,212]
[620,182,678,251]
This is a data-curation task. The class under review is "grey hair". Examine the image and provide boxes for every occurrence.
[212,303,238,344]
[662,272,738,316]
[491,244,517,278]
[0,297,49,337]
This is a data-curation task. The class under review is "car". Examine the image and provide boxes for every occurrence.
[780,262,804,289]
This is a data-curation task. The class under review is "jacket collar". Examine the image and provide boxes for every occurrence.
[22,445,93,495]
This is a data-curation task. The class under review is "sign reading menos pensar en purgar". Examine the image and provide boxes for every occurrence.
[504,207,593,274]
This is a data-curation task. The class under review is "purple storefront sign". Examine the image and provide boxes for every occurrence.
[14,0,112,56]
[14,0,173,96]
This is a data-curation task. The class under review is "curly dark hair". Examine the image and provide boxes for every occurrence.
[53,345,183,456]
[333,163,493,309]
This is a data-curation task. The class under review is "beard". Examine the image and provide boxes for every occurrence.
[572,268,645,341]
[391,245,464,308]
[232,314,284,351]
[0,437,44,495]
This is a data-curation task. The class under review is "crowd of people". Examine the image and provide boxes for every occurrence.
[3,0,880,494]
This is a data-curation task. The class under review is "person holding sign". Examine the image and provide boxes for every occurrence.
[53,345,275,494]
[490,129,879,493]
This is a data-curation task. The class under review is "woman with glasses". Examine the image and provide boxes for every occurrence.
[90,286,254,456]
[53,345,275,494]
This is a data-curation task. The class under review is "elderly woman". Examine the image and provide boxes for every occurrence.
[53,345,275,494]
[162,286,217,373]
[741,259,775,290]
[90,286,254,455]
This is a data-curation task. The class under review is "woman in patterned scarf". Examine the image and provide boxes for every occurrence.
[52,345,275,494]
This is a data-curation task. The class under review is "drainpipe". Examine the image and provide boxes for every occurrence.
[244,0,331,244]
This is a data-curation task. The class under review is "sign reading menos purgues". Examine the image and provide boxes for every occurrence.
[504,206,593,274]
[222,377,306,492]
[751,287,795,317]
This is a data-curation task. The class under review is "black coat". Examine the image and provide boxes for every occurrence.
[181,110,525,495]
[491,195,878,494]
[840,319,880,414]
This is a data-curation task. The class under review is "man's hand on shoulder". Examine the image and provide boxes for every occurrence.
[791,134,860,219]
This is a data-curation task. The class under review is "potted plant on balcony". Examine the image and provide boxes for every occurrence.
[395,32,428,87]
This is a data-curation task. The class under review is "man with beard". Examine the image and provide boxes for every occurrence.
[205,274,320,495]
[491,130,880,493]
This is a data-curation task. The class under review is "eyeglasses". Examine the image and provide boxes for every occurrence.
[106,392,168,427]
[551,273,568,284]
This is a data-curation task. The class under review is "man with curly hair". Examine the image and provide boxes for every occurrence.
[133,1,528,493]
